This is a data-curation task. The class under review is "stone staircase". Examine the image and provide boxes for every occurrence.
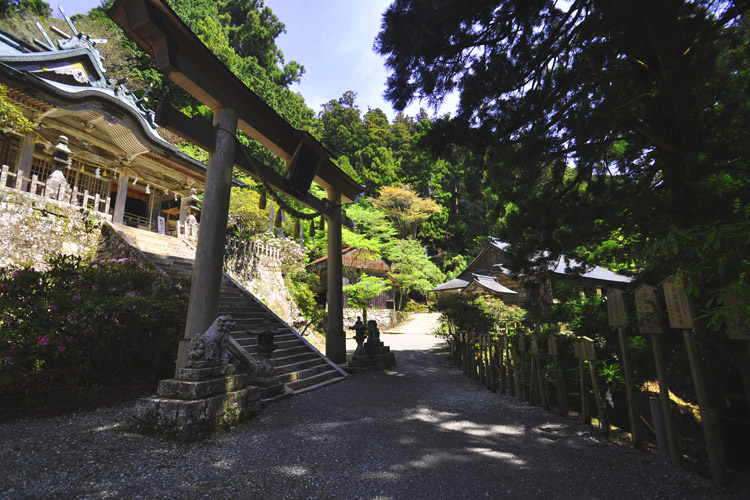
[109,223,347,399]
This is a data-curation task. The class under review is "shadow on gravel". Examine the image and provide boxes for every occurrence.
[2,343,742,499]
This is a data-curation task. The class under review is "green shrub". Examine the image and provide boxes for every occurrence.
[434,293,526,337]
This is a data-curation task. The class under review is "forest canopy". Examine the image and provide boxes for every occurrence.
[377,0,750,316]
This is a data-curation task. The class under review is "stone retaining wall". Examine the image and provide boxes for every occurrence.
[0,188,108,269]
[224,254,303,328]
[343,308,397,330]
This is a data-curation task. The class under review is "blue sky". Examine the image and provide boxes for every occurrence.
[58,0,455,121]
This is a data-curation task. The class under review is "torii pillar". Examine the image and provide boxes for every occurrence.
[325,187,345,364]
[175,107,238,372]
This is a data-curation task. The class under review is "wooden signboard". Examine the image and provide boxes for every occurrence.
[661,278,695,330]
[531,337,540,356]
[634,284,663,334]
[606,289,627,327]
[725,289,750,340]
[547,336,558,356]
[574,336,596,361]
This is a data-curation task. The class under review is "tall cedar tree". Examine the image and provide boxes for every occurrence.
[376,0,750,270]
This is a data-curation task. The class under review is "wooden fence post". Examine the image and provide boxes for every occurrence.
[499,333,508,395]
[471,333,479,381]
[574,337,591,424]
[510,344,520,398]
[462,332,469,376]
[518,333,528,401]
[532,335,548,410]
[549,336,568,417]
[490,337,498,393]
[478,333,487,385]
[635,285,681,463]
[662,278,726,486]
[607,289,641,449]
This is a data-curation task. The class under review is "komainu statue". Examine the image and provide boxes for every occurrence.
[186,315,234,368]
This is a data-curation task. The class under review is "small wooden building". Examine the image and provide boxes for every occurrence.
[307,247,397,310]
[431,237,632,307]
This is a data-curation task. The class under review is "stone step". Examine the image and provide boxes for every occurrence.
[115,224,346,399]
[274,364,330,384]
[272,351,319,366]
[292,375,346,395]
[218,305,267,315]
[274,357,329,375]
[286,370,342,392]
[237,338,306,352]
[232,332,298,344]
[220,312,268,321]
[243,327,294,337]
[271,344,310,359]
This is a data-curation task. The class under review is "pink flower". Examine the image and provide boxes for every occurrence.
[66,336,74,342]
[49,305,58,311]
[58,345,66,352]
[72,295,81,301]
[39,337,50,346]
[92,264,99,269]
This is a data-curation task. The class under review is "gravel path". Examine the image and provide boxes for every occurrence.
[1,319,744,499]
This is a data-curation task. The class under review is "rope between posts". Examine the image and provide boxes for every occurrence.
[716,414,750,426]
[236,138,326,221]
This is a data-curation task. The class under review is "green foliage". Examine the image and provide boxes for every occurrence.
[285,271,324,333]
[370,185,441,239]
[346,201,398,250]
[377,0,750,280]
[385,238,444,309]
[0,84,33,132]
[0,255,187,386]
[544,283,609,341]
[0,0,50,17]
[435,293,525,336]
[228,177,270,238]
[343,274,391,322]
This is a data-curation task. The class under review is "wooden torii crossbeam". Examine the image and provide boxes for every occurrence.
[109,0,363,366]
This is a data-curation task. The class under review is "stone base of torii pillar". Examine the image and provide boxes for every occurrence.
[130,316,261,442]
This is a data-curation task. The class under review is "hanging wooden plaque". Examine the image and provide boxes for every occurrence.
[634,284,663,334]
[606,289,627,326]
[661,278,695,330]
[574,336,596,361]
[725,289,750,340]
[531,337,540,356]
[547,336,558,356]
[500,334,509,349]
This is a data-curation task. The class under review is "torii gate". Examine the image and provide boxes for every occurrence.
[109,0,363,367]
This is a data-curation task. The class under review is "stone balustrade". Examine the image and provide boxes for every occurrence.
[1,165,111,217]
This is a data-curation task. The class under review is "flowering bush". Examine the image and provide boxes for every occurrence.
[0,254,187,386]
[251,231,308,279]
